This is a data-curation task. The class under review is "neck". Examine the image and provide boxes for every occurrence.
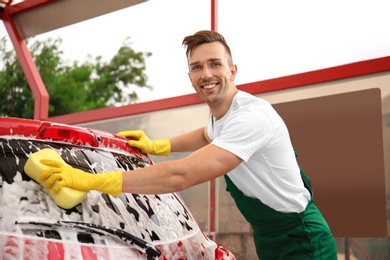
[210,88,238,120]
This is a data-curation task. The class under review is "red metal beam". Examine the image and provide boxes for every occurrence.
[0,0,12,8]
[1,11,49,120]
[48,55,390,124]
[6,0,53,15]
[209,0,218,240]
[211,0,218,31]
[49,92,203,125]
[238,56,390,95]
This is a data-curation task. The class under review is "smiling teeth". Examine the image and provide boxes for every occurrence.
[203,84,214,89]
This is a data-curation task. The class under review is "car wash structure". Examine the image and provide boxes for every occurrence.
[1,0,390,259]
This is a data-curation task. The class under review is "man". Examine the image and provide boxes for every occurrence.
[30,30,337,259]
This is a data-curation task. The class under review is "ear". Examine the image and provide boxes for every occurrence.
[230,64,237,81]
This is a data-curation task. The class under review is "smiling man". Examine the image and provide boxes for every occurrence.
[29,30,337,259]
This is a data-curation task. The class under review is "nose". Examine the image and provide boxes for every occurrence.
[200,67,213,80]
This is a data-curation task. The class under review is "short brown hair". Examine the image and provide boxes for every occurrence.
[182,30,233,65]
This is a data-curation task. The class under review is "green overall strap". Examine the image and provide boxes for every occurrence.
[294,148,314,199]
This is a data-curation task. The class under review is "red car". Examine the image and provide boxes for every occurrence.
[0,116,235,260]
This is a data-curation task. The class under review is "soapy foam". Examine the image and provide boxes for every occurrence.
[0,137,226,259]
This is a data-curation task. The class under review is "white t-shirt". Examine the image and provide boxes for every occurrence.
[208,91,310,213]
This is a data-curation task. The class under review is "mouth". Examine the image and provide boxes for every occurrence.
[201,83,218,90]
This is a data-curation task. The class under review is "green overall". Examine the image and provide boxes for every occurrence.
[224,155,337,259]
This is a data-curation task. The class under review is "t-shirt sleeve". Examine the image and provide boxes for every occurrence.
[207,116,214,140]
[211,108,274,162]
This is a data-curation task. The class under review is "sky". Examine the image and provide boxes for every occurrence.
[1,0,390,103]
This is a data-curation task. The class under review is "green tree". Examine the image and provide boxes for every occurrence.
[0,36,152,118]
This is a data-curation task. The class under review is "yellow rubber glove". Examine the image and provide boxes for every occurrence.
[39,159,123,196]
[116,130,171,156]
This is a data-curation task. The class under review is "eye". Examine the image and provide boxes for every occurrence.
[211,61,221,67]
[190,65,201,71]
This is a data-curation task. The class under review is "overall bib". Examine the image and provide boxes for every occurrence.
[224,164,337,259]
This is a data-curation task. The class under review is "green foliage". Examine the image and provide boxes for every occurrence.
[0,36,152,118]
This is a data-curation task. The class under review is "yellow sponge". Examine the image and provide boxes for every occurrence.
[24,148,88,209]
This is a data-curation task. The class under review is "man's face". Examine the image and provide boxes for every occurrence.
[187,42,236,105]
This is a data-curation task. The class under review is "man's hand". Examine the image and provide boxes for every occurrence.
[40,159,123,196]
[117,130,171,156]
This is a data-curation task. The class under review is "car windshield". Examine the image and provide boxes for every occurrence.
[0,137,197,246]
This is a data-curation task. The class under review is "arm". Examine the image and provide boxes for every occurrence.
[34,143,242,196]
[170,127,211,153]
[122,143,242,194]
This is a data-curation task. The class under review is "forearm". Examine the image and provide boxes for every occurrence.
[30,144,240,197]
[122,160,190,194]
[121,143,241,195]
[170,127,210,153]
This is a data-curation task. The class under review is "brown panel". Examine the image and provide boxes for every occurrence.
[12,0,147,39]
[274,88,387,237]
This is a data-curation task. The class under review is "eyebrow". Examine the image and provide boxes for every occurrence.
[189,58,222,67]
